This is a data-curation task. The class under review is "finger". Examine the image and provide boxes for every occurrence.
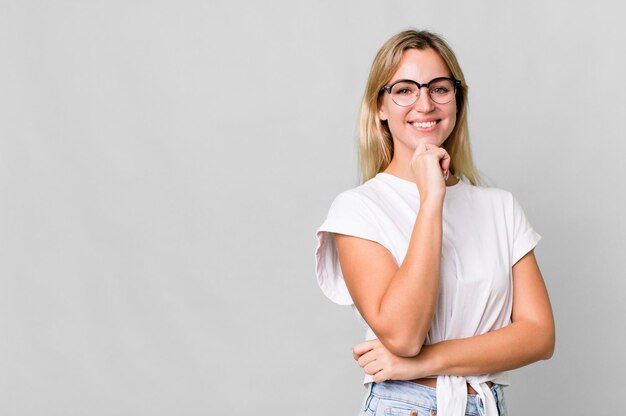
[432,148,450,179]
[358,339,384,363]
[439,150,451,172]
[352,340,376,360]
[369,338,383,347]
[373,369,390,383]
[357,350,378,368]
[363,360,384,376]
[410,145,429,168]
[413,143,428,157]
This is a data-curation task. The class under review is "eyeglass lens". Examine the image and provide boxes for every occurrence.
[390,79,456,106]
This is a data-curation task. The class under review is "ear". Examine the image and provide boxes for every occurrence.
[378,105,388,121]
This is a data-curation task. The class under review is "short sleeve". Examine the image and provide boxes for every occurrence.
[510,194,542,266]
[314,191,385,305]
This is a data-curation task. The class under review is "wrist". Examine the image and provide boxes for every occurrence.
[417,198,444,214]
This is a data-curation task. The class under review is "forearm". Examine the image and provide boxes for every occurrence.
[376,201,443,356]
[355,321,554,383]
[354,239,554,382]
[421,320,555,376]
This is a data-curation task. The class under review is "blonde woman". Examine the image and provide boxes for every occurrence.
[315,30,554,416]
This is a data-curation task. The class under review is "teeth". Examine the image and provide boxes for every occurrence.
[412,121,437,128]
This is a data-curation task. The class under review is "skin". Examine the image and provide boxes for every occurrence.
[379,48,458,183]
[336,48,555,383]
[353,250,555,383]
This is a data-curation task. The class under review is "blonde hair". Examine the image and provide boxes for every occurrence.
[358,29,482,185]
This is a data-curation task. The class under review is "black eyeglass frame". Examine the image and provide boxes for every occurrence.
[380,77,462,106]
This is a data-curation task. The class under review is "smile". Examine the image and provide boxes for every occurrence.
[410,120,438,128]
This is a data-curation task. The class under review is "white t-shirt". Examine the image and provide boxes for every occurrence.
[315,172,541,415]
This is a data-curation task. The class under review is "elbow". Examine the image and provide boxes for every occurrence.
[537,324,555,360]
[380,334,424,358]
[542,331,556,360]
[369,318,430,357]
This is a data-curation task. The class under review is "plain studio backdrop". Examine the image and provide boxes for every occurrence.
[1,0,624,414]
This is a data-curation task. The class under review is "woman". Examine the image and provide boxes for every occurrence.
[315,30,554,415]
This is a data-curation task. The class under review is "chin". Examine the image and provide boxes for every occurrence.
[414,138,445,148]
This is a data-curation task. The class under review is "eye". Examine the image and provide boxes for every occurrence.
[391,82,417,96]
[430,87,450,95]
[429,79,455,95]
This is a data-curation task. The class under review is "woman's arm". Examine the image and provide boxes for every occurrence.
[336,145,450,357]
[353,250,555,382]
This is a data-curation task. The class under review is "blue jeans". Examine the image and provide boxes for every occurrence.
[358,380,507,416]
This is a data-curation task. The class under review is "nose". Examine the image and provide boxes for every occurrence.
[414,87,435,113]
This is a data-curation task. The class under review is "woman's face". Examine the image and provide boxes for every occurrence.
[378,48,457,155]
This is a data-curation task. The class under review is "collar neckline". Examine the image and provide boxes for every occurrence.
[376,172,464,193]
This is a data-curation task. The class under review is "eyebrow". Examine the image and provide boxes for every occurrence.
[389,76,453,84]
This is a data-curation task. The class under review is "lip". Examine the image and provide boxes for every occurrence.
[408,118,440,132]
[408,117,439,123]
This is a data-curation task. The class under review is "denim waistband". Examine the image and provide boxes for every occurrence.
[363,381,504,416]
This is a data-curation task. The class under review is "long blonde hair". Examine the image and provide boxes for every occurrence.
[358,30,482,185]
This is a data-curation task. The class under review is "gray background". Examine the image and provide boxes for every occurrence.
[1,0,624,414]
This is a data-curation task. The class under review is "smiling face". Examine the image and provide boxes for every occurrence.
[378,48,457,157]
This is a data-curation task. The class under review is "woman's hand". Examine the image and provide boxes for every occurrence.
[352,339,433,383]
[409,143,451,204]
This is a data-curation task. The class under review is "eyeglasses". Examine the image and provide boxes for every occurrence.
[381,77,461,106]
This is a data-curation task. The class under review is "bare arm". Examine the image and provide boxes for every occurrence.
[336,202,442,357]
[354,250,555,381]
[336,144,450,357]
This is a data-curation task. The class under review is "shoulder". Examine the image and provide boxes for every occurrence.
[315,177,392,306]
[454,181,517,209]
[317,176,394,243]
[471,185,527,215]
[327,176,389,214]
[451,183,529,228]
